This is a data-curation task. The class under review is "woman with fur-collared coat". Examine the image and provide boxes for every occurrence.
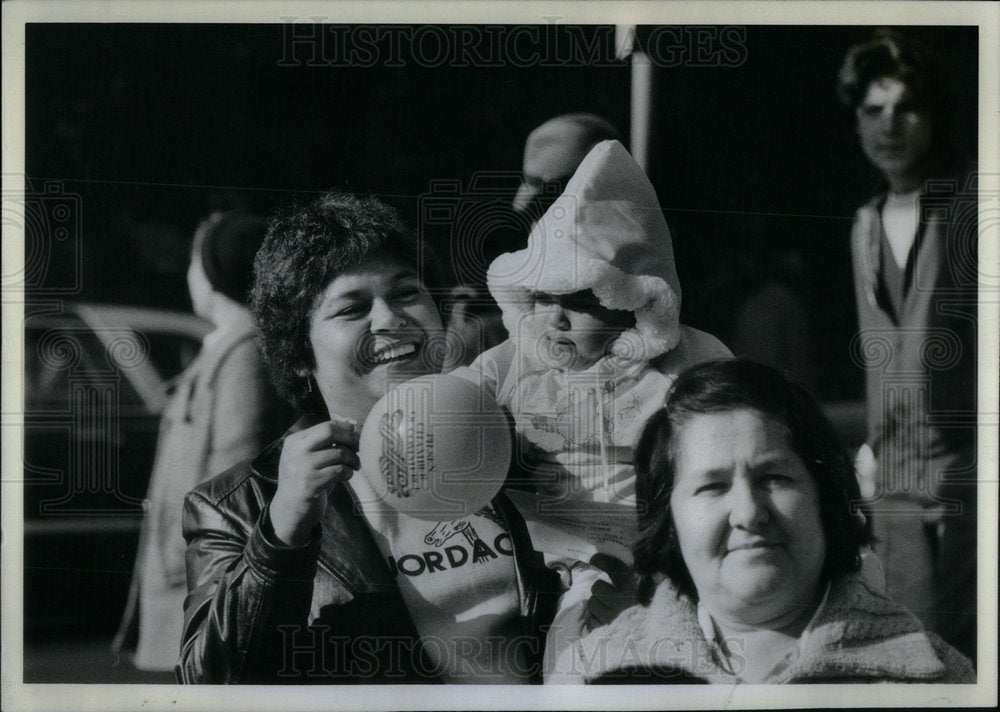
[575,572,973,684]
[563,360,974,684]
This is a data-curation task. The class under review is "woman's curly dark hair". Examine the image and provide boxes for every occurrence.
[251,191,444,411]
[836,29,957,144]
[632,359,874,605]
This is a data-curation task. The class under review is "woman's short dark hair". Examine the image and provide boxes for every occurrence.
[632,359,874,605]
[836,28,956,139]
[251,191,444,410]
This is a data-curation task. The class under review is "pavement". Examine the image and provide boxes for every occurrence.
[22,636,177,684]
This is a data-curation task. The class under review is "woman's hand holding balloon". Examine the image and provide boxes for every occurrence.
[269,418,360,546]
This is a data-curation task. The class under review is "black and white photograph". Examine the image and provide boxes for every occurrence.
[2,1,997,710]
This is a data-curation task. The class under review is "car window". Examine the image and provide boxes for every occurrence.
[25,315,144,410]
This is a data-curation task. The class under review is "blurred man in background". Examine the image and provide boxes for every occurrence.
[513,113,620,226]
[837,29,977,663]
[114,211,291,673]
[442,113,620,371]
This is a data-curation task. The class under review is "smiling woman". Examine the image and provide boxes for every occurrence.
[306,258,443,425]
[670,409,828,635]
[249,194,448,416]
[175,192,560,684]
[570,360,975,684]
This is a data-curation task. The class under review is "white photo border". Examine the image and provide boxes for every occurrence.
[2,1,997,709]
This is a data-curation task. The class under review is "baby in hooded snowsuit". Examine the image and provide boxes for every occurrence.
[453,140,730,680]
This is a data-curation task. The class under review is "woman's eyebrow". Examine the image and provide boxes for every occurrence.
[319,288,369,309]
[386,266,419,282]
[684,466,730,481]
[336,289,370,300]
[750,453,798,469]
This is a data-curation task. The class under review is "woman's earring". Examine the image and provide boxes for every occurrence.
[298,369,313,394]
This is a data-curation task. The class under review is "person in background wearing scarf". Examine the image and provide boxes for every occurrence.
[114,211,290,673]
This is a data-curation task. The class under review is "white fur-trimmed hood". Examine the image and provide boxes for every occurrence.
[488,141,681,367]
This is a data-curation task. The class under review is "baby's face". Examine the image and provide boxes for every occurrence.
[528,290,635,370]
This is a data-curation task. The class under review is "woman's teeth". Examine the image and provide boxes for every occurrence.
[371,342,417,365]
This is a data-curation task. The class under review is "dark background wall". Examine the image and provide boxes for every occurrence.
[25,23,978,400]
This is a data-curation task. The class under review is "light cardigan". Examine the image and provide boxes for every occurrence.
[568,573,975,684]
[114,310,290,670]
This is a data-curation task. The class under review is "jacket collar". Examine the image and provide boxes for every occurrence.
[856,167,970,321]
[777,574,947,682]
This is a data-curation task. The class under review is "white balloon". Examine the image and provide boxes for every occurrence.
[358,374,511,521]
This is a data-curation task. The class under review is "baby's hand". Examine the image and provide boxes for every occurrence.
[583,553,635,632]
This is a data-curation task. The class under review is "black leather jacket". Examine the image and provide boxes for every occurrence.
[177,419,560,684]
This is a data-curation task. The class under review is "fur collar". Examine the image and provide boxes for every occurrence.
[575,574,965,683]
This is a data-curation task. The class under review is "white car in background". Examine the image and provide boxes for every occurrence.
[23,302,211,637]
